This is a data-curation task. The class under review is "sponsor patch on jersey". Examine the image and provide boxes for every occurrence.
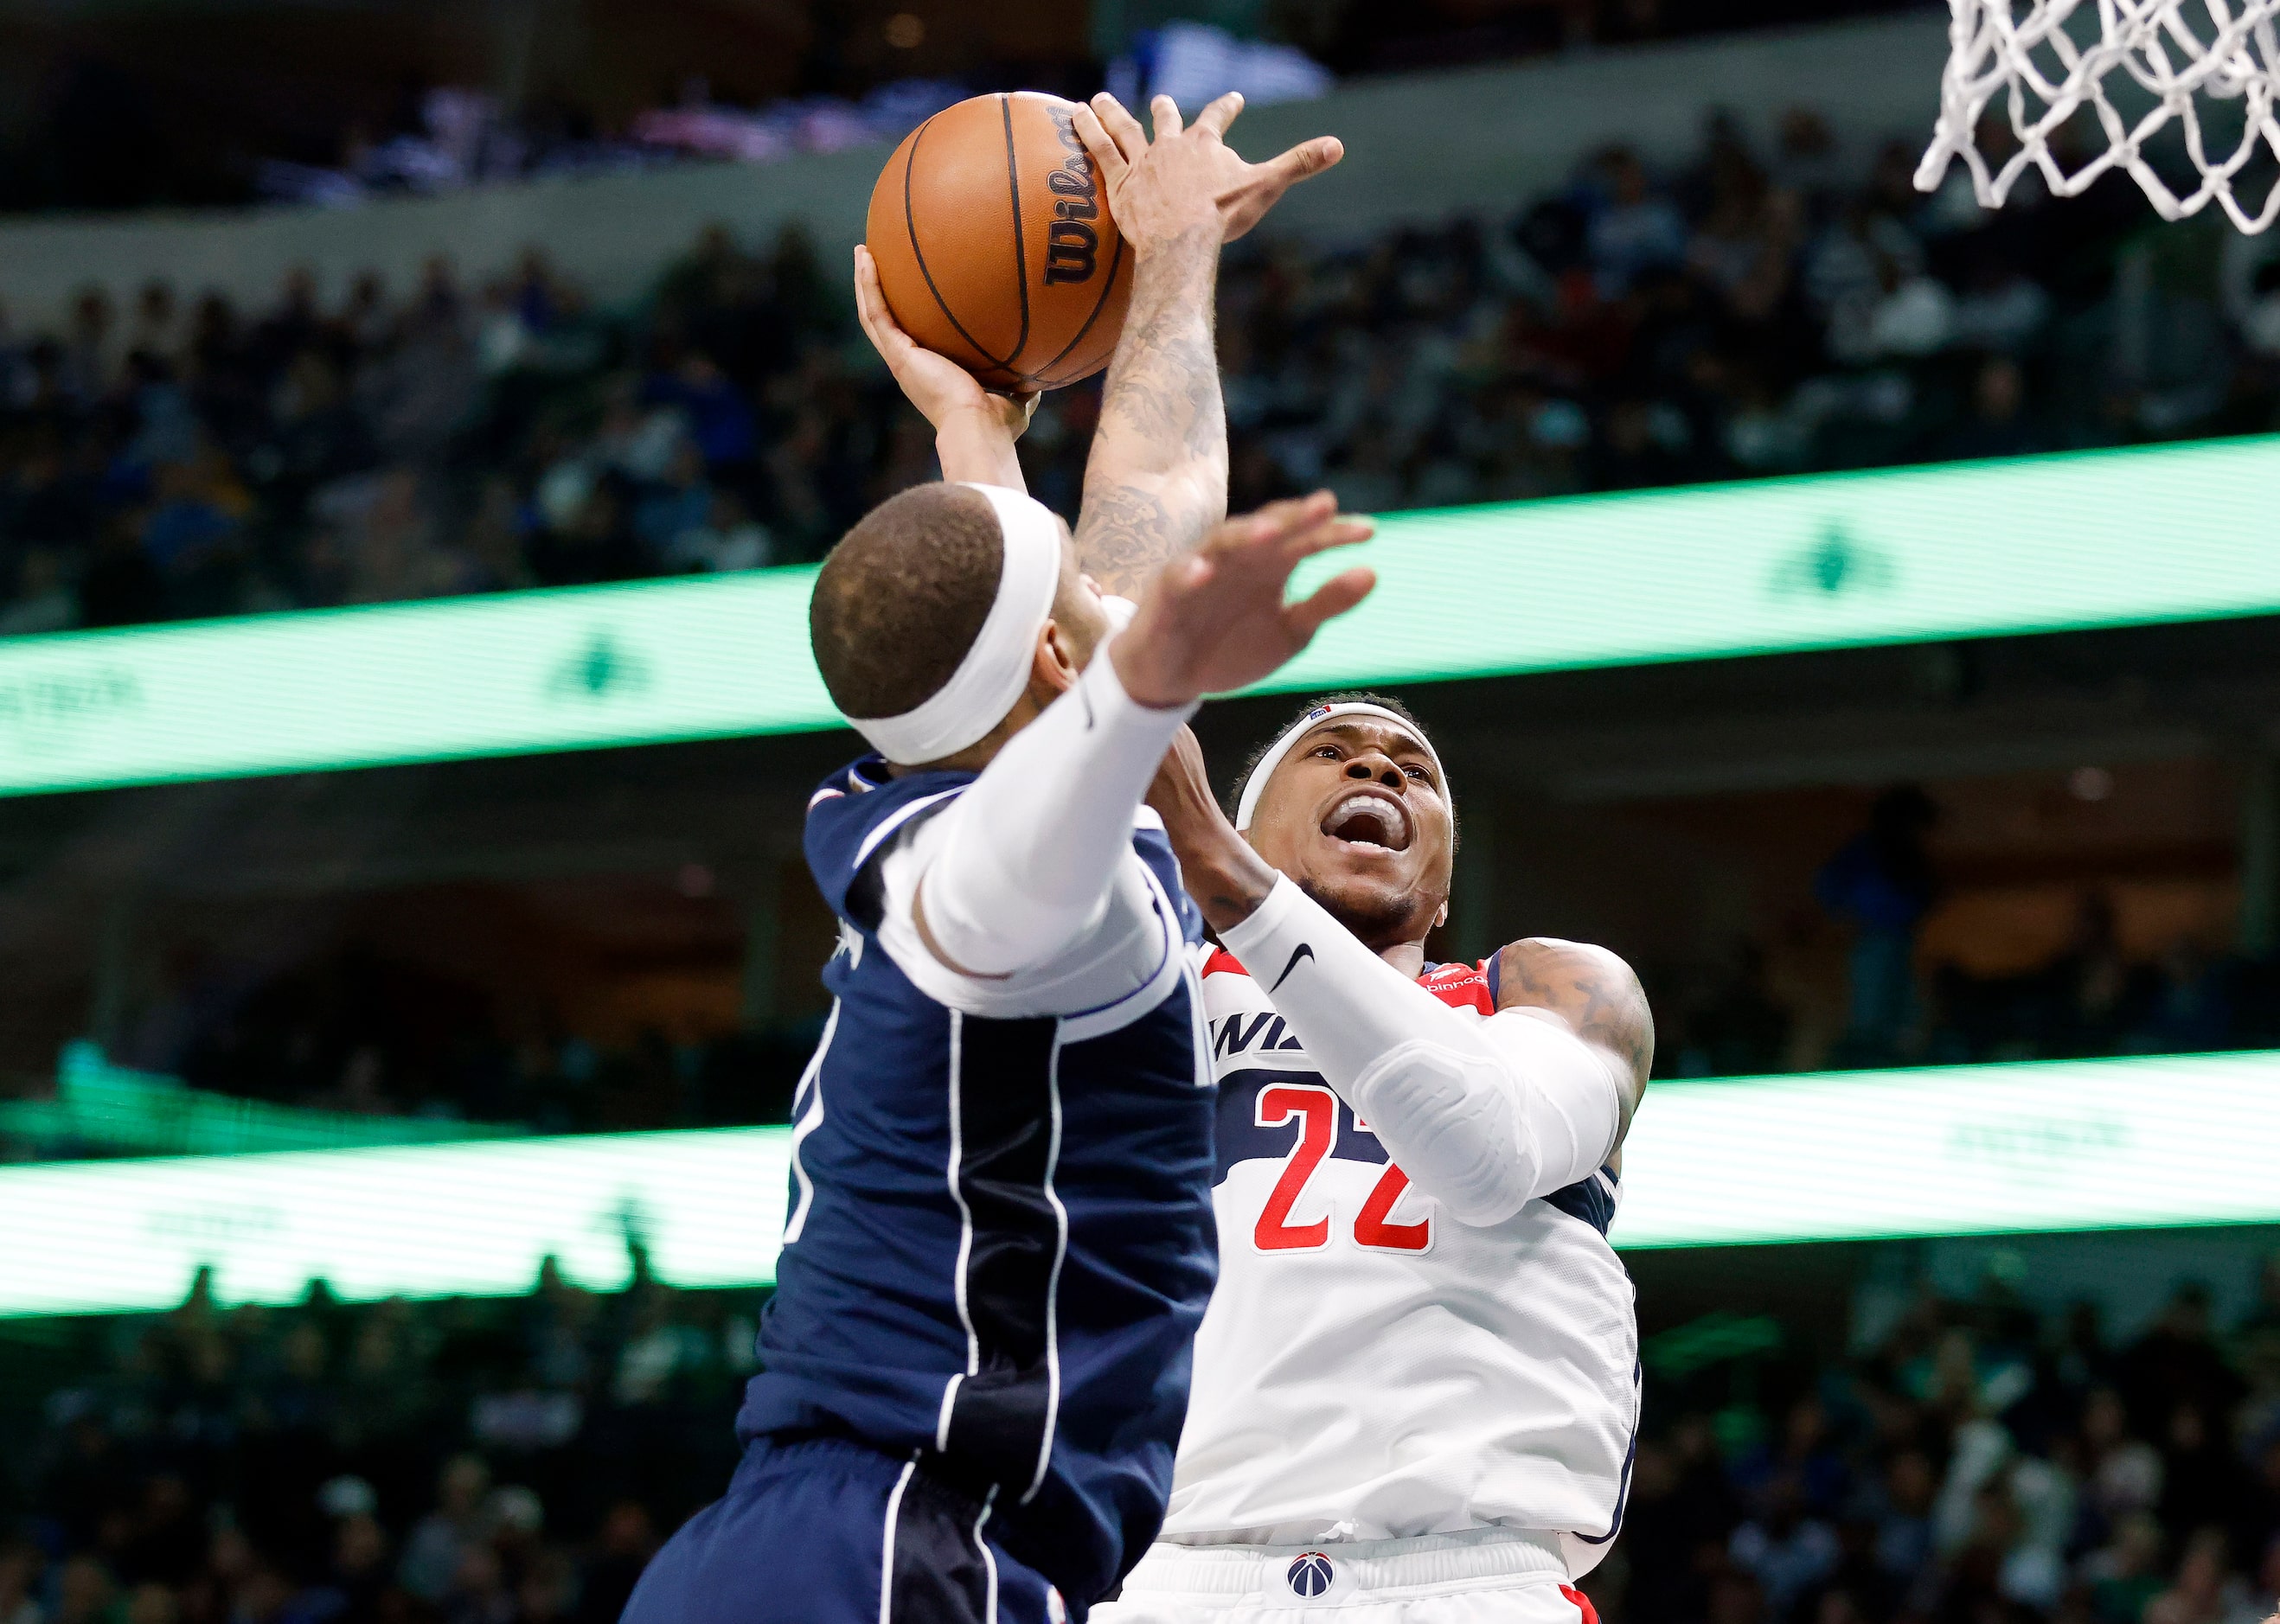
[1287,1552,1335,1597]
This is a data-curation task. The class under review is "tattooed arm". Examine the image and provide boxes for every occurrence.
[1075,221,1224,597]
[1070,93,1342,597]
[1493,938,1654,1155]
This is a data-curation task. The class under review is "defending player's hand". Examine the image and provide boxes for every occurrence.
[853,244,1037,442]
[1111,491,1374,708]
[1073,91,1343,250]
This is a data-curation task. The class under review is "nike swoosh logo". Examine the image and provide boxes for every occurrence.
[1268,943,1314,992]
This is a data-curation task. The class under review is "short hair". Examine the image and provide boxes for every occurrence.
[810,483,1002,720]
[1231,690,1457,850]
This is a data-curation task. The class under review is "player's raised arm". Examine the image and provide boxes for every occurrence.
[1068,92,1342,597]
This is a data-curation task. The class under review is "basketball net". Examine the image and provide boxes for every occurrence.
[1915,0,2280,233]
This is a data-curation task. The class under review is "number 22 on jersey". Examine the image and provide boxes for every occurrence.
[1252,1083,1433,1255]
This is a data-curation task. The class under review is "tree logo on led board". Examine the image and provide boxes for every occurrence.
[1768,522,1897,602]
[547,633,652,703]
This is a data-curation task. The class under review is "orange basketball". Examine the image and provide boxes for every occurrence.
[866,92,1131,392]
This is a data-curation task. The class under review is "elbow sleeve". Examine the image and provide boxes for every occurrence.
[1347,1013,1621,1227]
[1221,876,1623,1228]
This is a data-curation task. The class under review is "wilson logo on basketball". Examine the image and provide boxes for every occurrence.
[1286,1551,1335,1597]
[865,92,1131,389]
[1043,110,1101,285]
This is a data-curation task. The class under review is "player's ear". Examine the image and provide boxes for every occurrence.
[1030,617,1081,700]
[1433,901,1449,930]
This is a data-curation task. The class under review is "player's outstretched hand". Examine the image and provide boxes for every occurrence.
[1073,91,1343,250]
[854,244,1036,441]
[1112,491,1374,708]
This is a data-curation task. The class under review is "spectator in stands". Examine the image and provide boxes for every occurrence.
[0,544,75,635]
[1939,354,2045,461]
[0,1538,42,1624]
[2120,1285,2245,1438]
[1730,1472,1841,1621]
[1589,146,1691,295]
[1816,785,1941,1064]
[2040,892,2150,1058]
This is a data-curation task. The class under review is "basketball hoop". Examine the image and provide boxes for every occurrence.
[1915,0,2280,233]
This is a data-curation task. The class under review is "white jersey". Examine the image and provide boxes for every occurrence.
[1159,948,1641,1576]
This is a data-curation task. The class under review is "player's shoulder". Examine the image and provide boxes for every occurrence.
[804,758,975,924]
[1490,937,1643,997]
[1490,936,1655,1086]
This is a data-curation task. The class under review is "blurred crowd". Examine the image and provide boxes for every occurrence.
[170,1013,823,1145]
[0,1257,750,1624]
[247,80,970,210]
[3,1246,2277,1624]
[1611,1262,2280,1624]
[5,0,1908,215]
[0,224,871,636]
[1661,783,2280,1080]
[1661,887,2280,1083]
[9,101,2280,636]
[1189,113,2280,520]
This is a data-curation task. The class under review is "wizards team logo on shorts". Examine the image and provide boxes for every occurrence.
[1287,1552,1335,1597]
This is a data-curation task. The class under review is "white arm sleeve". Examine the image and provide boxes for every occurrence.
[905,645,1194,979]
[1218,875,1624,1227]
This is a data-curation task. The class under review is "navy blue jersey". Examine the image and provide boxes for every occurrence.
[739,756,1218,1608]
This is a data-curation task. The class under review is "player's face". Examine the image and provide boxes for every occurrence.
[1244,718,1454,949]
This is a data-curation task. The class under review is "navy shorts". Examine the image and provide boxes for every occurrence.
[620,1435,1068,1623]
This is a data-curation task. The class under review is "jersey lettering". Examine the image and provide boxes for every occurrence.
[1213,1011,1277,1059]
[1210,1012,1309,1057]
[1252,1084,1336,1251]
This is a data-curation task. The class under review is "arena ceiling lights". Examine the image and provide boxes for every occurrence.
[3,436,2279,797]
[3,1046,2278,1316]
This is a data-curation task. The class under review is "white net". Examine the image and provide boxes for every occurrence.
[1916,0,2280,232]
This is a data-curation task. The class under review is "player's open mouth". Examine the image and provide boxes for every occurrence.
[1322,792,1411,852]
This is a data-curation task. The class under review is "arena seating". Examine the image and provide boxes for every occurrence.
[5,97,2277,640]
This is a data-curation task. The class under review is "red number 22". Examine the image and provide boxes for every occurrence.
[1253,1084,1432,1254]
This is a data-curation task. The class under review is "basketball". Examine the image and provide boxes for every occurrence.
[865,91,1131,392]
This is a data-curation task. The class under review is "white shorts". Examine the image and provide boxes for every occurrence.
[1093,1528,1599,1623]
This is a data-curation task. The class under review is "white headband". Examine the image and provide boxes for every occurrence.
[848,483,1064,765]
[1233,702,1449,832]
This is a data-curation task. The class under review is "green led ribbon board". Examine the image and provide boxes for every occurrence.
[3,437,2278,797]
[3,1048,2278,1316]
